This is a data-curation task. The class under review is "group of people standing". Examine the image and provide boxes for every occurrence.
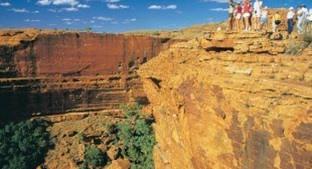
[228,0,312,35]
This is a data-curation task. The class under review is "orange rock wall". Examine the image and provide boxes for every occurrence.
[0,32,170,121]
[7,33,166,77]
[139,39,312,169]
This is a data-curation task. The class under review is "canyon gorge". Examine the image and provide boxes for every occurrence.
[0,26,311,169]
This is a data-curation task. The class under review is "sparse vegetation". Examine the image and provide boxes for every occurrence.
[0,120,52,169]
[286,29,312,56]
[303,29,312,44]
[82,145,108,168]
[115,104,156,169]
[285,41,308,55]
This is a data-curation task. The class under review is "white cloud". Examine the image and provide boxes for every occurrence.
[122,18,136,24]
[166,5,177,9]
[48,9,58,12]
[148,4,177,10]
[77,4,90,8]
[10,8,29,13]
[37,0,80,6]
[53,0,79,6]
[37,0,51,5]
[202,0,228,3]
[62,18,80,21]
[107,3,128,9]
[25,19,40,22]
[37,0,90,12]
[202,0,240,3]
[105,0,120,3]
[63,7,79,11]
[210,8,228,11]
[0,2,11,7]
[33,10,40,14]
[148,5,161,9]
[92,16,113,21]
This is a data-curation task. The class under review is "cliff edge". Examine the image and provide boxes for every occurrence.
[139,31,312,169]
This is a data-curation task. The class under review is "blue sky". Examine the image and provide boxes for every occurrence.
[0,0,311,32]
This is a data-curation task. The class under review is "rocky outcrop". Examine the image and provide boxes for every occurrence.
[201,31,288,55]
[139,34,312,169]
[0,30,172,121]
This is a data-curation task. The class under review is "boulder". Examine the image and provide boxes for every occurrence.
[107,145,120,160]
[105,159,130,169]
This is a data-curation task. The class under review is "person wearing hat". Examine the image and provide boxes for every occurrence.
[260,6,269,31]
[287,7,296,35]
[297,4,309,33]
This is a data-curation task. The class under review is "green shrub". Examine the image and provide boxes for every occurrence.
[286,41,309,55]
[116,104,156,169]
[0,119,52,169]
[303,30,312,44]
[83,145,107,168]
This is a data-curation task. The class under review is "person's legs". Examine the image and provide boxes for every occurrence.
[287,19,291,34]
[288,19,294,34]
[228,13,234,31]
[235,19,238,31]
[297,18,303,33]
[252,16,256,30]
[245,17,250,30]
[272,20,276,32]
[248,15,252,31]
[243,15,247,30]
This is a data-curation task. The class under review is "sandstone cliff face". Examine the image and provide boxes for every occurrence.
[0,30,171,120]
[139,32,312,169]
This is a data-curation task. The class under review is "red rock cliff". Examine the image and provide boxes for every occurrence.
[0,30,172,120]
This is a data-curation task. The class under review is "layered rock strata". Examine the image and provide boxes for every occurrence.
[0,30,171,120]
[139,32,312,169]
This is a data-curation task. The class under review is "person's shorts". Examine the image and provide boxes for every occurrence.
[275,20,281,25]
[243,13,250,18]
[235,13,242,20]
[260,17,268,24]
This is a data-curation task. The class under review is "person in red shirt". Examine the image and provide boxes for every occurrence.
[242,0,253,31]
[234,3,243,31]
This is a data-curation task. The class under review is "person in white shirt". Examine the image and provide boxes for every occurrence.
[297,5,309,33]
[307,9,312,31]
[287,7,295,35]
[253,0,263,30]
[260,6,268,31]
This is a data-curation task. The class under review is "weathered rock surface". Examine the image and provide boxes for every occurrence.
[201,31,288,55]
[139,36,312,169]
[106,159,130,169]
[0,30,172,121]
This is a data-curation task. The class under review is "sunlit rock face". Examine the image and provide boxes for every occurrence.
[139,33,312,169]
[0,30,171,120]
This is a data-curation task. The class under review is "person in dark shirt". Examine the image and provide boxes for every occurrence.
[228,0,236,31]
